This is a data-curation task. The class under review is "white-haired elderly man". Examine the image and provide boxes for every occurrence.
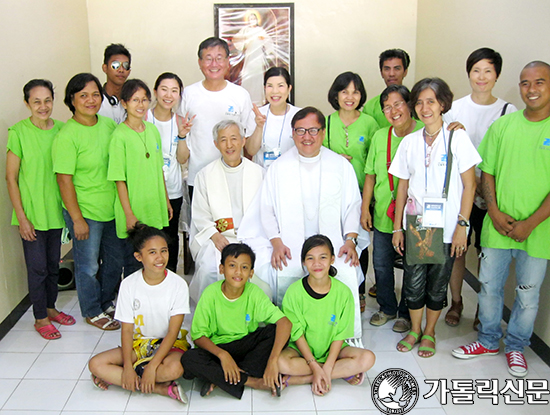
[188,120,269,302]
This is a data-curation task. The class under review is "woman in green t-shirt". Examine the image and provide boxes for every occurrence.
[54,73,122,331]
[6,79,75,340]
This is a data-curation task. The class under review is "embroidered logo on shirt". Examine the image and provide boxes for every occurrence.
[226,105,238,117]
[441,154,447,162]
[329,314,338,326]
[245,313,251,325]
[359,136,365,142]
[133,299,141,310]
[541,138,550,150]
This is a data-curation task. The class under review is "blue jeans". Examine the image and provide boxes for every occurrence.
[63,210,124,318]
[477,247,548,353]
[373,227,409,318]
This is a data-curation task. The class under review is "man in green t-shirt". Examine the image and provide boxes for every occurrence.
[181,243,291,399]
[452,61,550,378]
[362,48,410,129]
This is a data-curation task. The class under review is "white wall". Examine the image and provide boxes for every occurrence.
[86,0,418,115]
[416,0,550,346]
[0,0,91,322]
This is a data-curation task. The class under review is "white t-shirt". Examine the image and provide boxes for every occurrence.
[251,104,301,168]
[299,153,321,237]
[180,81,256,185]
[146,109,183,199]
[115,269,190,339]
[98,95,126,124]
[444,95,517,149]
[389,125,482,243]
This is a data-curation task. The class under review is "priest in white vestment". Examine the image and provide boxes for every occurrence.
[189,120,268,302]
[239,107,369,342]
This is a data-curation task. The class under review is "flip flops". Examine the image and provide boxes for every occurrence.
[34,323,61,340]
[200,382,215,397]
[91,374,111,391]
[167,380,188,404]
[344,372,365,386]
[49,312,76,326]
[418,334,436,358]
[397,330,421,352]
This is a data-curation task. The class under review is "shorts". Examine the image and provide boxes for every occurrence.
[132,329,189,375]
[467,204,487,251]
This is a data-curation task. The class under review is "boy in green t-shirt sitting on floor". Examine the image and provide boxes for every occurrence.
[181,243,291,399]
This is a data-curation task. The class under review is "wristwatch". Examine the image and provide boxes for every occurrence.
[346,236,358,245]
[457,219,469,227]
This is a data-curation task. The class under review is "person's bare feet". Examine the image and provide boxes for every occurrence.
[91,374,110,391]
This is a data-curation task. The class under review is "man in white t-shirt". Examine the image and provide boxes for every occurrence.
[180,37,256,196]
[97,43,131,124]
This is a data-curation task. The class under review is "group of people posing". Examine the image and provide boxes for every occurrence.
[6,36,550,404]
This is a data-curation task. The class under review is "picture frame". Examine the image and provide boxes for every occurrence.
[214,3,295,105]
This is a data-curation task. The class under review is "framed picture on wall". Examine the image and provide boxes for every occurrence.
[214,3,295,105]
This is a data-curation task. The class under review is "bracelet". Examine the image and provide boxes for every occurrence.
[306,358,316,365]
[392,229,404,233]
[177,135,186,141]
[458,213,468,221]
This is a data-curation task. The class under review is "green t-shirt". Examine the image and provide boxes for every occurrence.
[191,280,285,344]
[282,277,354,363]
[52,115,117,222]
[108,122,169,239]
[7,118,65,230]
[323,112,379,190]
[363,94,390,129]
[364,121,424,233]
[478,111,550,259]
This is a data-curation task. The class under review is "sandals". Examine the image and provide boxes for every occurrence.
[104,305,116,319]
[49,312,76,326]
[445,298,463,327]
[397,330,421,352]
[86,312,120,331]
[34,323,61,340]
[275,374,291,397]
[200,381,216,397]
[91,374,111,391]
[418,334,436,358]
[167,380,188,404]
[344,372,365,386]
[359,294,366,313]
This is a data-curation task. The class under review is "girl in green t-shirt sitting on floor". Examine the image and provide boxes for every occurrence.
[278,235,375,396]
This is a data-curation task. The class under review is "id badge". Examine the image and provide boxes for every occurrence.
[422,197,446,228]
[263,148,280,168]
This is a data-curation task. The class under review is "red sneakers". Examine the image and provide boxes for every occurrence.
[452,341,500,359]
[506,351,528,377]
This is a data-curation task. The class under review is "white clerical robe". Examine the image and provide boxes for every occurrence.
[239,146,369,340]
[189,158,265,302]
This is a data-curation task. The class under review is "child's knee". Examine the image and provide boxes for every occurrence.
[277,353,292,374]
[88,354,101,374]
[160,358,184,380]
[359,349,375,372]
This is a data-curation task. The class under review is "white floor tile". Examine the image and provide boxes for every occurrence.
[407,408,446,415]
[91,331,120,355]
[0,330,49,353]
[252,383,315,412]
[125,378,192,412]
[368,351,424,379]
[414,377,444,409]
[3,379,76,411]
[62,412,123,415]
[25,353,90,380]
[9,310,37,331]
[188,412,249,415]
[311,378,376,411]
[363,326,405,352]
[255,412,315,415]
[0,379,20,408]
[42,330,103,354]
[0,353,39,378]
[187,381,251,412]
[0,411,59,415]
[63,379,130,412]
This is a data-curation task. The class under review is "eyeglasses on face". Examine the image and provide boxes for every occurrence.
[201,55,227,65]
[293,127,322,136]
[111,60,130,71]
[382,100,406,114]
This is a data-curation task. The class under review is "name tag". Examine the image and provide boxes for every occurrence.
[423,197,446,228]
[263,148,281,168]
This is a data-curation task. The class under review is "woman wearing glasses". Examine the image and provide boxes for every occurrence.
[360,85,424,333]
[324,72,379,312]
[390,78,480,357]
[53,73,123,331]
[246,67,300,169]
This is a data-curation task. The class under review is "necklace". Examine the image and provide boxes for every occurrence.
[126,122,149,158]
[425,126,442,138]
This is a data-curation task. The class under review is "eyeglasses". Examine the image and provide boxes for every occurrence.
[382,100,406,113]
[293,127,322,136]
[111,61,130,71]
[201,56,227,65]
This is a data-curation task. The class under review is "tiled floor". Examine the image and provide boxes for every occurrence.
[0,249,548,414]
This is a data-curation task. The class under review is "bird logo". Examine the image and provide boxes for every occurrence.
[372,368,419,414]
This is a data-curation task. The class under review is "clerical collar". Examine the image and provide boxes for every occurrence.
[221,157,244,172]
[298,151,322,164]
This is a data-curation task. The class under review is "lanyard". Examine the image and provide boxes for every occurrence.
[423,127,448,195]
[262,104,287,150]
[151,109,175,157]
[387,127,395,198]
